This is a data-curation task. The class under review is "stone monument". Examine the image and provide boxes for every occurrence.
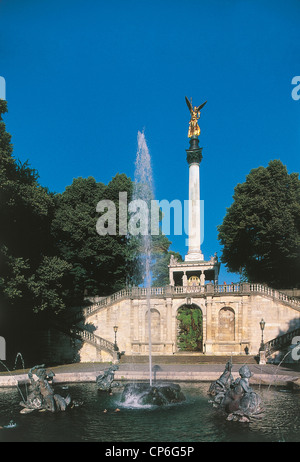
[208,363,264,422]
[169,97,220,288]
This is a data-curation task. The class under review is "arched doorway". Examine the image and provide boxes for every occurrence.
[177,304,203,352]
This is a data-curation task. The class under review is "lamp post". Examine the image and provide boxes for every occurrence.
[113,325,119,352]
[259,319,266,365]
[259,319,265,351]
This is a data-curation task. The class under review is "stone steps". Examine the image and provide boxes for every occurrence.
[119,355,258,365]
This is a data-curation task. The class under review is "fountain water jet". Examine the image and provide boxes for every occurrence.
[133,130,154,386]
[267,350,293,391]
[0,359,27,404]
[120,131,186,407]
[14,352,28,401]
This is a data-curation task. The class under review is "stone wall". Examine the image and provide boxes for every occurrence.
[78,289,300,362]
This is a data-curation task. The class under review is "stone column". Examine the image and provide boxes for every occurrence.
[185,136,204,262]
[169,269,175,286]
[205,297,213,354]
[259,350,266,365]
[214,268,219,286]
[200,271,205,286]
[166,298,173,343]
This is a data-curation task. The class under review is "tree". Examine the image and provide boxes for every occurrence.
[152,250,183,287]
[51,176,106,302]
[0,100,175,317]
[217,160,300,288]
[51,173,144,301]
[52,172,176,301]
[0,100,71,314]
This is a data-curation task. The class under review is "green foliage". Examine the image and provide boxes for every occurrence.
[218,160,300,288]
[27,257,72,313]
[0,101,173,320]
[51,173,144,301]
[152,250,183,287]
[0,101,71,314]
[177,305,203,351]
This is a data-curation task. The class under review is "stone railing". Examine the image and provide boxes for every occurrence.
[264,327,300,356]
[84,287,168,316]
[83,283,300,318]
[213,283,241,293]
[73,328,116,354]
[249,283,300,309]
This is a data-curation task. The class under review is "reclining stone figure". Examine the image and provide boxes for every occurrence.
[209,363,263,423]
[20,365,71,413]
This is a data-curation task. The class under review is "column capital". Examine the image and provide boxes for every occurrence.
[186,149,203,165]
[186,136,203,165]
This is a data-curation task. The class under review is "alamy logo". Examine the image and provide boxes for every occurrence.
[96,193,205,246]
[291,336,300,361]
[291,76,300,101]
[0,336,6,360]
[0,76,6,100]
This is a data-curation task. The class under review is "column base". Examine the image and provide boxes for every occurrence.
[259,350,266,365]
[185,252,204,262]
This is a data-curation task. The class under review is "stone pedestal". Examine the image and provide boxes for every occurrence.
[259,350,266,365]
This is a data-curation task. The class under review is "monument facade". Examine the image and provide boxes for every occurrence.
[76,98,300,362]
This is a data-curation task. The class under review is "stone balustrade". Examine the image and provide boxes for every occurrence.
[74,329,115,354]
[83,283,300,318]
[264,326,300,356]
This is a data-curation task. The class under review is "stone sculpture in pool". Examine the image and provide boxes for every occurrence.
[19,365,73,414]
[96,365,120,392]
[208,361,263,423]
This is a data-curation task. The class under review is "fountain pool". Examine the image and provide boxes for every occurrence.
[0,382,299,442]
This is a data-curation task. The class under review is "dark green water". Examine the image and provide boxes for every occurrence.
[0,382,299,442]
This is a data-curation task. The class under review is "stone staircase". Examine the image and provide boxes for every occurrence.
[72,328,116,356]
[264,327,300,357]
[50,315,117,357]
[52,283,300,363]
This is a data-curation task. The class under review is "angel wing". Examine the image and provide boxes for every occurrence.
[185,96,193,114]
[196,100,207,112]
[185,96,207,114]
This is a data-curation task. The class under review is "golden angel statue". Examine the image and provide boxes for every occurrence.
[185,96,207,138]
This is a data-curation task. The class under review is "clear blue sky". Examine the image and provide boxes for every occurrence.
[1,0,300,283]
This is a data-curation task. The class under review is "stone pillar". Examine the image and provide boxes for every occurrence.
[214,268,219,286]
[206,283,214,294]
[241,283,251,293]
[132,299,140,344]
[166,298,173,343]
[200,271,205,286]
[169,269,175,286]
[205,297,213,354]
[259,350,266,365]
[185,136,204,262]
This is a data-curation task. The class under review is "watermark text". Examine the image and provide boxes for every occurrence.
[96,193,204,246]
[291,336,300,361]
[291,76,300,101]
[0,76,6,100]
[0,336,6,361]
